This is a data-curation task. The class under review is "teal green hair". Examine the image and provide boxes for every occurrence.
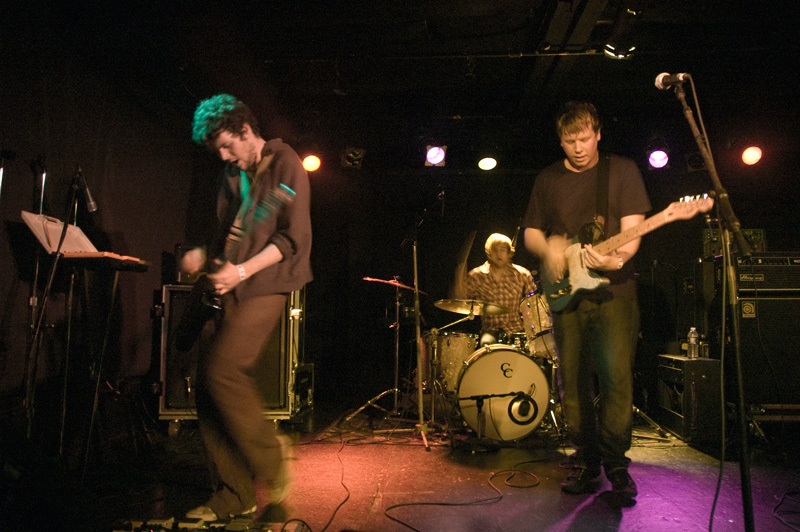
[192,94,260,146]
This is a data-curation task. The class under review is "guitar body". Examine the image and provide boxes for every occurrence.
[175,275,218,352]
[541,241,611,312]
[540,194,714,313]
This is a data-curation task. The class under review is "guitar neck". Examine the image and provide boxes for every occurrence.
[594,209,669,256]
[210,184,296,271]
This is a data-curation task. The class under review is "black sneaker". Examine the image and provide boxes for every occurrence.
[561,467,602,494]
[606,468,637,498]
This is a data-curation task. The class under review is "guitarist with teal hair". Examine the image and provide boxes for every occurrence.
[181,94,312,523]
[523,101,651,501]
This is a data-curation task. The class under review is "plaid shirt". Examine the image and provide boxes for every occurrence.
[465,262,535,334]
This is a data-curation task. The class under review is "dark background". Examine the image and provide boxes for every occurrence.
[1,1,799,431]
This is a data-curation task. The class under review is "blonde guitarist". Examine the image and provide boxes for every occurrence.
[523,102,650,501]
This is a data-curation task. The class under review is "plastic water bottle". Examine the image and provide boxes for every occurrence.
[687,327,699,359]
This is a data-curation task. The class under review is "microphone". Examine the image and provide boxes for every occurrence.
[438,189,445,216]
[654,72,689,90]
[75,166,98,212]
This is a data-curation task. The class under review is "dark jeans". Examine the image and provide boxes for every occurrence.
[196,292,288,516]
[552,296,639,473]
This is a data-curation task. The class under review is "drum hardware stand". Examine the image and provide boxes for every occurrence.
[347,276,418,426]
[436,307,478,333]
[543,359,566,438]
[632,405,671,441]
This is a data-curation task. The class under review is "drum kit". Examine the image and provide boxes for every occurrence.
[427,292,563,442]
[363,276,564,443]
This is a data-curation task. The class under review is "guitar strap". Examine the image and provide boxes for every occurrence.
[578,154,610,246]
[223,153,277,259]
[208,190,241,260]
[593,154,611,243]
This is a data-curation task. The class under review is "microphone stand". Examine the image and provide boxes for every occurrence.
[671,80,754,532]
[402,190,445,450]
[23,161,48,441]
[412,236,429,449]
[24,174,81,443]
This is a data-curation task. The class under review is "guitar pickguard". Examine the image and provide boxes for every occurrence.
[543,243,610,312]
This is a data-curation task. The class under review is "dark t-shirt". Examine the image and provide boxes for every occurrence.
[523,154,651,299]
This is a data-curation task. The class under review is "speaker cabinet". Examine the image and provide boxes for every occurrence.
[158,284,312,420]
[706,254,800,407]
[735,296,800,406]
[657,355,721,448]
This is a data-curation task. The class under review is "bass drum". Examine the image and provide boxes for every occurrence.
[456,345,549,441]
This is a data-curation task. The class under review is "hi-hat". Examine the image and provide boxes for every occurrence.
[434,299,510,316]
[363,276,426,294]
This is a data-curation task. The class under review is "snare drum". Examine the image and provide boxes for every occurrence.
[456,344,549,441]
[424,331,478,392]
[519,292,558,359]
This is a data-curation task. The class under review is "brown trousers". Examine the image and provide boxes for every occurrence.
[196,292,288,517]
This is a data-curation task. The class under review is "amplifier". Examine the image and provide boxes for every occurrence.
[732,296,800,405]
[657,355,721,448]
[702,228,766,258]
[734,253,800,293]
[158,285,313,420]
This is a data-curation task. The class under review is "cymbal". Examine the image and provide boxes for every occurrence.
[363,276,426,294]
[434,299,510,316]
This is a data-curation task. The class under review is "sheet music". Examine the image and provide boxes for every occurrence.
[21,210,97,253]
[21,210,145,266]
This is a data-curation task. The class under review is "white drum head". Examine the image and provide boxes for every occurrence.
[457,345,549,441]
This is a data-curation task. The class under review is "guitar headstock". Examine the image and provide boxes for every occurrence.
[664,194,714,221]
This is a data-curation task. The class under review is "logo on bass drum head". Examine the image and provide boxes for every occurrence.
[508,393,538,425]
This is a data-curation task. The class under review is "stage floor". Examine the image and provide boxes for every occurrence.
[3,392,800,532]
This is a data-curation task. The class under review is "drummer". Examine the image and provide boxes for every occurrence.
[452,233,536,345]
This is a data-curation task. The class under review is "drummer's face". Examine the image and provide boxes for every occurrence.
[488,244,512,267]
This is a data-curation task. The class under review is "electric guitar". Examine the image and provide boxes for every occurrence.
[175,184,296,351]
[542,194,714,312]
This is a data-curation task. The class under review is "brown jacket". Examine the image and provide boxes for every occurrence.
[217,138,313,299]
